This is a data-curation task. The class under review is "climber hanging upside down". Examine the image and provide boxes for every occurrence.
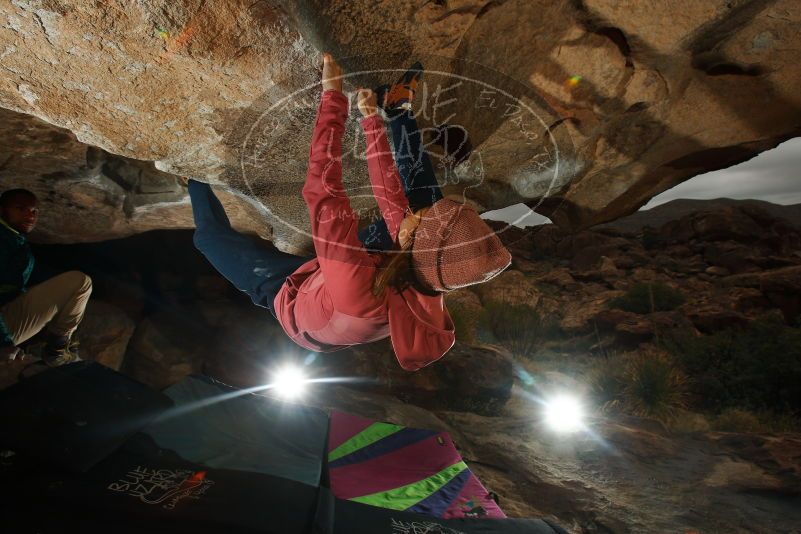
[187,53,511,370]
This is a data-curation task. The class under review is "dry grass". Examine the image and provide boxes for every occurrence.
[481,301,549,359]
[590,347,689,422]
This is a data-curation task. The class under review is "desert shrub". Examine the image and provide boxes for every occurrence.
[641,226,661,250]
[713,409,763,433]
[620,349,689,420]
[661,317,801,415]
[447,300,481,345]
[534,282,560,296]
[481,301,550,358]
[667,410,711,434]
[609,282,685,314]
[759,412,801,433]
[589,348,689,422]
[588,353,627,410]
[710,409,801,433]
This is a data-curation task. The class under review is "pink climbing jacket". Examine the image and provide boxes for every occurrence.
[273,90,455,371]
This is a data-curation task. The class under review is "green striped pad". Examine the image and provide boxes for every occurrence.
[350,461,468,510]
[328,422,405,463]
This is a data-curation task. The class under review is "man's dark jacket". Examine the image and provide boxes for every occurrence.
[0,219,34,346]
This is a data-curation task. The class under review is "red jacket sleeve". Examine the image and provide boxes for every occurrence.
[360,115,410,243]
[302,90,381,316]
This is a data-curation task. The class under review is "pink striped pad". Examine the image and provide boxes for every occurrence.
[329,433,462,499]
[328,410,375,452]
[443,473,506,519]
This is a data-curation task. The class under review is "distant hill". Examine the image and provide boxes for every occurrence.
[601,198,801,233]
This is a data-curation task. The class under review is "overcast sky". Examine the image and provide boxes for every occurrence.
[483,137,801,227]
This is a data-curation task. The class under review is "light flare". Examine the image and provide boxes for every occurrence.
[544,394,585,433]
[272,365,308,399]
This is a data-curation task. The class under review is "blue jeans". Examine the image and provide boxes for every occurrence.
[358,110,444,252]
[189,111,443,310]
[189,180,313,313]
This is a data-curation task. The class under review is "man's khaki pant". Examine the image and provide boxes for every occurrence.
[0,271,92,345]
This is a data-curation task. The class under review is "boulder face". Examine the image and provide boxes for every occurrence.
[0,107,274,244]
[78,300,136,371]
[1,0,800,245]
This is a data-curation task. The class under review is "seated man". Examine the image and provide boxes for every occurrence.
[0,189,92,366]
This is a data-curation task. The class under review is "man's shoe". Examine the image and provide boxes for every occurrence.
[376,61,424,111]
[42,334,82,367]
[42,347,81,367]
[67,336,81,359]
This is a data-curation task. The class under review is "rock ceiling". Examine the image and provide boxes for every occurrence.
[1,0,799,248]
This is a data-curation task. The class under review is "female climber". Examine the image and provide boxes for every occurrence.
[187,53,511,371]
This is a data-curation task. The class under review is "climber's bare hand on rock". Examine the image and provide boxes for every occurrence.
[321,53,343,92]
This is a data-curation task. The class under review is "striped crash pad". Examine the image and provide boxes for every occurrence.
[327,410,505,519]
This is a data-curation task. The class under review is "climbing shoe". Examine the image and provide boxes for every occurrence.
[376,61,424,111]
[41,335,82,367]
